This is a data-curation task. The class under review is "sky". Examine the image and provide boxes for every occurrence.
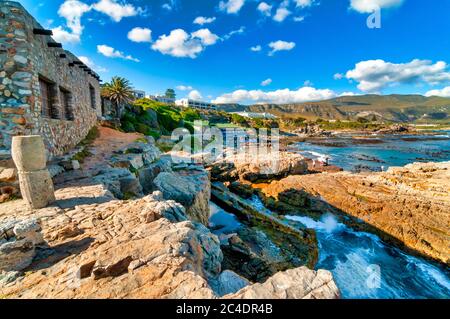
[14,0,450,104]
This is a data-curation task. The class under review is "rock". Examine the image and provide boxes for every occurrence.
[0,239,35,272]
[211,152,308,182]
[259,161,450,265]
[278,188,309,208]
[17,169,56,209]
[11,135,47,172]
[59,160,80,171]
[138,158,172,193]
[214,270,251,296]
[119,177,144,198]
[0,168,16,182]
[13,219,44,245]
[154,168,210,225]
[47,164,65,178]
[109,153,144,170]
[226,267,340,299]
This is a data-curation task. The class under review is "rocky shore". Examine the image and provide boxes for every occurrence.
[253,161,450,265]
[0,128,340,299]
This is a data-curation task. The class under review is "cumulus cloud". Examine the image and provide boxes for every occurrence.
[151,28,219,58]
[128,27,152,43]
[295,0,314,8]
[52,26,82,44]
[219,0,246,14]
[79,56,108,72]
[188,90,203,100]
[350,0,403,13]
[93,0,141,22]
[334,73,344,80]
[268,40,296,56]
[194,16,216,25]
[250,45,262,52]
[345,59,450,92]
[293,16,305,22]
[51,0,91,44]
[257,2,272,16]
[273,7,291,22]
[213,87,337,104]
[97,44,140,62]
[176,85,194,91]
[425,87,450,97]
[261,78,272,86]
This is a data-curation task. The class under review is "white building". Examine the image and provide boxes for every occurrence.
[148,95,176,105]
[176,98,217,110]
[231,112,277,119]
[133,90,146,99]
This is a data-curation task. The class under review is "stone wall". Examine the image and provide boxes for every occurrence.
[0,1,101,159]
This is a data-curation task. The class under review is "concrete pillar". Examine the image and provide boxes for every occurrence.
[11,136,55,209]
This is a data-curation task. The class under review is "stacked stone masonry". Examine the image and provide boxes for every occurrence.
[0,1,101,159]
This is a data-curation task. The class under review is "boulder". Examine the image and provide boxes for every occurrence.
[17,170,55,209]
[154,168,210,225]
[225,267,340,299]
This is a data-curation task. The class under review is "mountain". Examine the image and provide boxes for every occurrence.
[217,95,450,123]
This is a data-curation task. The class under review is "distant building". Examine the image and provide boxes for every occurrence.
[176,99,217,110]
[133,90,146,99]
[148,95,176,105]
[231,112,277,119]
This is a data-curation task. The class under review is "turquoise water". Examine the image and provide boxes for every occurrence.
[248,197,450,299]
[294,131,450,171]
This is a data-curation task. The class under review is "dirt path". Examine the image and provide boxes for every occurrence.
[82,126,143,174]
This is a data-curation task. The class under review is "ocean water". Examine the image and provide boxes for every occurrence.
[248,197,450,299]
[293,131,450,171]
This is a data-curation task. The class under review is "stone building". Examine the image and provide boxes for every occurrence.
[0,1,102,160]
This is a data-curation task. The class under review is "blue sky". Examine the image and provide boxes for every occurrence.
[16,0,450,104]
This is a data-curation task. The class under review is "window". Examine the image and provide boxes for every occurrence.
[89,84,96,110]
[39,77,58,119]
[60,87,73,121]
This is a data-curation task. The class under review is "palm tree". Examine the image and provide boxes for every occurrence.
[101,77,134,118]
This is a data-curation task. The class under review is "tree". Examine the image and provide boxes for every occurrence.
[101,77,134,118]
[165,89,176,99]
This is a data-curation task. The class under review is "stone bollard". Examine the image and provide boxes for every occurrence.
[11,136,56,209]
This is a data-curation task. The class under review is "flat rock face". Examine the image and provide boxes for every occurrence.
[225,267,340,299]
[258,161,450,265]
[0,186,223,298]
[211,152,308,182]
[154,167,211,226]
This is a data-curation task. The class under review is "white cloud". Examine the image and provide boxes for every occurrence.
[293,16,305,22]
[219,0,246,14]
[128,27,152,43]
[223,26,245,40]
[257,2,272,16]
[350,0,403,13]
[334,73,344,80]
[268,40,296,56]
[176,85,193,91]
[339,91,358,96]
[51,0,91,44]
[213,87,336,104]
[52,26,81,44]
[97,44,140,62]
[162,3,173,11]
[250,45,262,52]
[151,28,219,58]
[345,59,450,92]
[79,56,108,72]
[425,87,450,97]
[188,90,203,100]
[304,80,313,86]
[193,16,216,25]
[191,28,220,45]
[295,0,314,8]
[57,0,91,35]
[261,78,272,86]
[273,7,291,22]
[93,0,141,22]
